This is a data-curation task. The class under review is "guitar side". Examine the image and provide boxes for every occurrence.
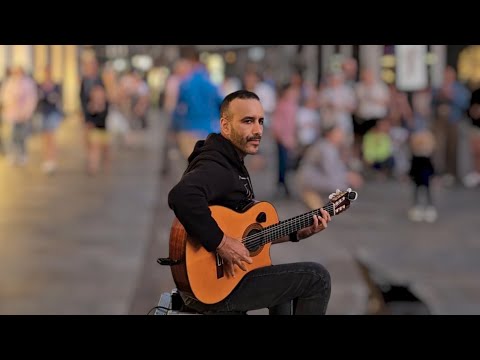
[169,201,279,305]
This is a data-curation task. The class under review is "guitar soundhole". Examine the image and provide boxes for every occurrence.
[245,229,264,252]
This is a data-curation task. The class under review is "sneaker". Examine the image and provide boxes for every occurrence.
[408,206,424,222]
[463,172,480,188]
[423,206,438,223]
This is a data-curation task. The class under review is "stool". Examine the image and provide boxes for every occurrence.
[153,289,293,315]
[154,289,201,315]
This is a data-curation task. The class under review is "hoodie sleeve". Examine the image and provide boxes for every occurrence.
[168,161,234,252]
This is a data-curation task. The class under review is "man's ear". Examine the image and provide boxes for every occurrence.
[220,117,230,135]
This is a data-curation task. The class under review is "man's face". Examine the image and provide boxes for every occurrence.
[222,98,264,156]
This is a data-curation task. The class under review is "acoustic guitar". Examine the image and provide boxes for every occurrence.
[168,188,358,304]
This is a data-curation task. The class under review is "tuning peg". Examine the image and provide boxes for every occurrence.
[336,189,340,194]
[328,193,335,200]
[347,188,352,192]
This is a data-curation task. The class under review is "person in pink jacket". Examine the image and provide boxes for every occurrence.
[0,66,38,165]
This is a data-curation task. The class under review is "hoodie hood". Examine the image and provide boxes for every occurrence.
[186,133,246,174]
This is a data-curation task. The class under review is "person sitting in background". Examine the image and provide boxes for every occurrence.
[296,124,363,210]
[362,118,395,179]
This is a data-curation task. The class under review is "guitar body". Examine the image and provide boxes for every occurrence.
[169,201,279,304]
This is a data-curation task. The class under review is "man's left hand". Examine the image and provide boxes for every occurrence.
[297,208,331,241]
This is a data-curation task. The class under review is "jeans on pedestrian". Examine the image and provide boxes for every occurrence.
[7,122,30,160]
[182,262,331,315]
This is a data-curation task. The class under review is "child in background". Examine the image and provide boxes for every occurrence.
[408,130,437,223]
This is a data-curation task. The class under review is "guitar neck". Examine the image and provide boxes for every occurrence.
[243,203,335,247]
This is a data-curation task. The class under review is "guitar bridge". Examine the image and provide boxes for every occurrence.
[216,253,224,279]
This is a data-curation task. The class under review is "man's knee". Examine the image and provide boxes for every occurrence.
[305,262,331,291]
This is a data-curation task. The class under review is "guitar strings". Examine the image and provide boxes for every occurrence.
[242,204,334,248]
[241,203,336,249]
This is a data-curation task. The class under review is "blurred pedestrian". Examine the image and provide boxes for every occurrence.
[37,66,63,174]
[0,65,38,166]
[80,54,104,160]
[271,83,299,197]
[172,46,224,160]
[86,85,110,175]
[463,85,480,188]
[431,66,470,185]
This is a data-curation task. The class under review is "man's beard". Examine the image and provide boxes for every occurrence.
[230,128,261,155]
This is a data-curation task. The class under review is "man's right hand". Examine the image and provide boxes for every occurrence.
[216,235,253,278]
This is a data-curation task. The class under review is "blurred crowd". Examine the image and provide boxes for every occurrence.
[0,52,151,176]
[161,48,480,224]
[80,53,150,175]
[1,46,479,226]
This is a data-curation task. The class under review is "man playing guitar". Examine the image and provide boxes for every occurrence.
[168,90,332,315]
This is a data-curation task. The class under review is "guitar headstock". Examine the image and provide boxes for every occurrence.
[328,188,358,216]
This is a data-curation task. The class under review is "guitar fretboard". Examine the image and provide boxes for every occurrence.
[242,203,335,249]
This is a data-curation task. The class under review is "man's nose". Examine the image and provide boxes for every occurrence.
[253,120,263,135]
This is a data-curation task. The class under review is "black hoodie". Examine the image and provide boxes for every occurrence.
[168,133,255,252]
